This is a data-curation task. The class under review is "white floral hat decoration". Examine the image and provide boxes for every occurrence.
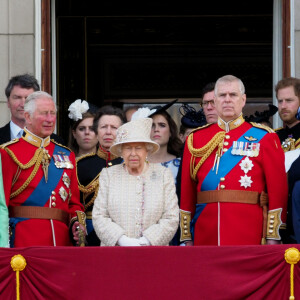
[110,108,160,156]
[68,99,89,121]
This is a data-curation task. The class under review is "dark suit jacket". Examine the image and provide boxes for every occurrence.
[0,122,65,146]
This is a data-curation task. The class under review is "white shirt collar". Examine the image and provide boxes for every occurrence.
[10,121,23,139]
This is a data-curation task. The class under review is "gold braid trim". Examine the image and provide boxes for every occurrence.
[4,147,42,169]
[10,150,44,199]
[188,131,225,181]
[78,175,100,211]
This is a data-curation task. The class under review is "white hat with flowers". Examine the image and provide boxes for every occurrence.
[110,108,159,156]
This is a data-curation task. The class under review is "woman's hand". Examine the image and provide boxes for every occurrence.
[118,235,141,246]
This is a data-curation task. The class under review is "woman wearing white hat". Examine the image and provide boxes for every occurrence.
[92,114,179,246]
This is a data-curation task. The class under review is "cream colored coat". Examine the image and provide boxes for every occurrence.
[92,163,179,246]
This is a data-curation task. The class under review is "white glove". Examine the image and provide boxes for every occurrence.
[117,235,141,246]
[138,236,151,246]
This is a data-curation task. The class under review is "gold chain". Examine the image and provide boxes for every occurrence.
[10,151,44,198]
[188,131,225,181]
[5,147,42,169]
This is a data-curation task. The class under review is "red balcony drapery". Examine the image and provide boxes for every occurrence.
[0,245,299,299]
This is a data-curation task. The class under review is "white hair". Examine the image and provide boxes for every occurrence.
[24,91,56,116]
[214,75,245,95]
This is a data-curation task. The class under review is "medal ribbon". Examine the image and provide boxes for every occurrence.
[201,127,267,191]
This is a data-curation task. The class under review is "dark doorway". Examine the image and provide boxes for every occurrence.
[55,1,273,140]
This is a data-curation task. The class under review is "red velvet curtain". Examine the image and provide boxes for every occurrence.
[0,245,298,299]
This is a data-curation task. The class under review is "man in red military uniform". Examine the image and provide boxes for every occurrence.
[180,75,288,246]
[1,91,86,247]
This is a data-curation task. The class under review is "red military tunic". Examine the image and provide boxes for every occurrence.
[1,129,84,247]
[180,115,288,245]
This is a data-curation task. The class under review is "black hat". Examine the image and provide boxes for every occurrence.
[180,103,207,128]
[149,99,178,117]
[245,104,278,123]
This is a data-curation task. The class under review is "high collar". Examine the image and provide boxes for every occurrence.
[23,128,51,148]
[217,114,245,132]
[97,146,118,161]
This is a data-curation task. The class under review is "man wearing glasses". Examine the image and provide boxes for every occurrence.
[201,82,218,124]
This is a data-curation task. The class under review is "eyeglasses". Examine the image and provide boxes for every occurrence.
[202,100,215,107]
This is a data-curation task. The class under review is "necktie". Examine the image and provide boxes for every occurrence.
[17,130,23,138]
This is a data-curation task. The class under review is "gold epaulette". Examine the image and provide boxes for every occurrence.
[266,208,282,240]
[51,140,72,152]
[180,210,192,242]
[0,138,19,149]
[188,130,225,181]
[274,127,283,132]
[188,123,213,136]
[250,122,274,133]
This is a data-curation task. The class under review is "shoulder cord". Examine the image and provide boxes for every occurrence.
[5,148,44,199]
[188,131,225,181]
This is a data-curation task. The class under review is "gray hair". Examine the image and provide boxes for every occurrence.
[214,75,245,95]
[24,91,56,116]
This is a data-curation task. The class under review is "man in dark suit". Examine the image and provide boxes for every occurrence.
[0,74,64,145]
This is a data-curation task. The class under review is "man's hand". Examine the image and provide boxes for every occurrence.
[72,221,87,246]
[266,239,281,245]
[185,241,194,246]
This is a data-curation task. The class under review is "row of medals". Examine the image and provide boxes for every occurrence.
[231,141,260,157]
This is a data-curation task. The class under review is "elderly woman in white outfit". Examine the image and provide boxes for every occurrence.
[92,113,179,246]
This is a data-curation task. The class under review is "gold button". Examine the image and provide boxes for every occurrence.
[184,216,187,220]
[108,162,112,166]
[270,220,274,224]
[184,225,187,229]
[52,196,56,201]
[224,142,229,146]
[52,191,56,195]
[270,215,275,219]
[269,229,273,233]
[220,177,225,182]
[52,202,56,207]
[220,185,225,189]
[225,135,230,139]
[183,221,187,225]
[223,148,228,152]
[184,230,188,234]
[269,225,274,229]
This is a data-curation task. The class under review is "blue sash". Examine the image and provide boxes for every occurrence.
[201,127,267,191]
[190,127,268,240]
[24,144,67,206]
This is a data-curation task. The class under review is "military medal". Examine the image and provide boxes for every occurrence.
[59,186,68,201]
[231,141,238,155]
[41,148,51,183]
[239,175,253,188]
[252,143,260,157]
[63,155,74,169]
[53,154,74,169]
[239,157,254,174]
[62,172,70,188]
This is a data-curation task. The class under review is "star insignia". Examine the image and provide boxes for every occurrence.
[244,136,257,141]
[239,157,254,174]
[239,175,253,189]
